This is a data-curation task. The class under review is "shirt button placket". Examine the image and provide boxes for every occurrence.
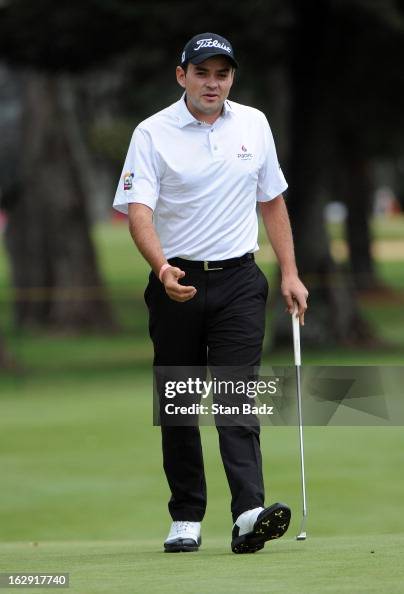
[210,127,220,157]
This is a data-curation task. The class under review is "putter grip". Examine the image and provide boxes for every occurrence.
[292,308,301,366]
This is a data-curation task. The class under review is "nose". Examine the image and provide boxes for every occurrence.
[205,76,219,89]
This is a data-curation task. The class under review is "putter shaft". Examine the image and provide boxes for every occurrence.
[292,309,307,540]
[296,363,307,538]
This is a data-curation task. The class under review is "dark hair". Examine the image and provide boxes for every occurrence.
[180,61,235,75]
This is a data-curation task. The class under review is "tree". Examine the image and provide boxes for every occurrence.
[0,334,7,368]
[272,0,404,345]
[332,0,404,291]
[1,0,403,340]
[0,0,211,330]
[0,1,120,331]
[4,72,114,330]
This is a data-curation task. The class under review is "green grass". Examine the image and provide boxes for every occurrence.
[327,213,404,241]
[3,221,404,367]
[1,374,404,592]
[1,534,404,594]
[1,217,404,592]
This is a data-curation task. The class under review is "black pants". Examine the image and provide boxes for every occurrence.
[144,258,269,523]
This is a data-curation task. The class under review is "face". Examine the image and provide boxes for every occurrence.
[176,55,235,121]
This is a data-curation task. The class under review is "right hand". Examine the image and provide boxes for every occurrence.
[161,266,197,302]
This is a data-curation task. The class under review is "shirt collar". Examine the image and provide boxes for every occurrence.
[176,93,235,128]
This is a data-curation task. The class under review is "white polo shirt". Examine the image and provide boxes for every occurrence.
[113,94,287,260]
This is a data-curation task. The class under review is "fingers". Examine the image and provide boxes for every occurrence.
[297,294,308,325]
[166,284,197,302]
[284,299,306,324]
[161,266,185,283]
[284,293,295,315]
[296,300,305,326]
[163,267,197,302]
[282,280,309,326]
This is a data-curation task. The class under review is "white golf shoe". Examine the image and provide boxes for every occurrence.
[231,502,291,553]
[164,520,201,553]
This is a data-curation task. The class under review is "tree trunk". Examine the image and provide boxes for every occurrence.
[342,149,379,291]
[0,333,6,368]
[271,0,374,347]
[0,330,14,370]
[4,71,115,332]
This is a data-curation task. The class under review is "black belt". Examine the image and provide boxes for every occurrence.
[168,253,254,271]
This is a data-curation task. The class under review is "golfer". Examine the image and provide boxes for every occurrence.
[113,32,308,554]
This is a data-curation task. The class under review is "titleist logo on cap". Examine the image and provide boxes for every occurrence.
[194,38,232,54]
[180,32,238,68]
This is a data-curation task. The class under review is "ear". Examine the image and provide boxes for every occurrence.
[176,66,186,89]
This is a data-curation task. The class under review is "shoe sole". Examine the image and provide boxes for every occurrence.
[231,502,291,554]
[164,537,201,553]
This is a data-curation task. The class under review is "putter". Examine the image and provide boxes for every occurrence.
[292,303,307,541]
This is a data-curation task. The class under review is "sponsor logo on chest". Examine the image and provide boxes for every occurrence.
[237,145,253,161]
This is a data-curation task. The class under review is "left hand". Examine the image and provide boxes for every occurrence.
[281,274,309,325]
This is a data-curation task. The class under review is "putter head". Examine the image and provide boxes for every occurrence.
[296,531,307,541]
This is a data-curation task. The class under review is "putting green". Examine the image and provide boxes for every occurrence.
[1,370,404,592]
[1,534,403,593]
[1,219,404,593]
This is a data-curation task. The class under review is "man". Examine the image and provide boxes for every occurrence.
[113,32,308,554]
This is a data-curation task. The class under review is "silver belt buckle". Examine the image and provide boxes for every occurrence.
[204,260,223,271]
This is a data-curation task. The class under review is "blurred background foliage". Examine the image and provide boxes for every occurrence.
[1,6,404,584]
[0,0,404,368]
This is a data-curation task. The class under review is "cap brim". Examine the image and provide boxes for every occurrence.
[189,51,238,68]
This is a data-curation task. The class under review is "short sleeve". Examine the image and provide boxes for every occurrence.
[113,127,161,215]
[256,114,288,202]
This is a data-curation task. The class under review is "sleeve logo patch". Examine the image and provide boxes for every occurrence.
[123,172,134,191]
